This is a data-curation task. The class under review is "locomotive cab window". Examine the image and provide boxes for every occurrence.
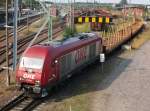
[20,57,44,69]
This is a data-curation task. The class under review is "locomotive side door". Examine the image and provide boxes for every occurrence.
[47,58,59,84]
[59,53,72,79]
[52,59,59,81]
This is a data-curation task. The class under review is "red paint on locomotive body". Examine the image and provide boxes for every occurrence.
[16,33,102,97]
[75,47,87,64]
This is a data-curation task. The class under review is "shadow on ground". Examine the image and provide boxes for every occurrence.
[45,50,132,103]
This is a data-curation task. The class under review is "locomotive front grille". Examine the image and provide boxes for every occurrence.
[33,86,41,93]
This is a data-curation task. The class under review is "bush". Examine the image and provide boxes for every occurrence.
[75,23,91,33]
[63,26,76,38]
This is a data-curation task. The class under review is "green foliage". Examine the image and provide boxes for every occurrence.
[22,0,39,9]
[0,0,11,7]
[63,26,77,38]
[75,23,91,33]
[119,0,128,6]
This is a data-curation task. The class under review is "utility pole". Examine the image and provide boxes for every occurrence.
[69,0,72,29]
[69,0,75,31]
[93,0,95,9]
[99,0,101,8]
[13,0,18,71]
[27,0,29,32]
[72,0,75,31]
[5,0,10,86]
[48,3,52,41]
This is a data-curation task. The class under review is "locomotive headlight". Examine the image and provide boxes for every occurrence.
[16,83,21,89]
[34,81,41,93]
[54,59,58,64]
[19,77,25,81]
[28,68,33,73]
[35,80,40,86]
[52,59,58,67]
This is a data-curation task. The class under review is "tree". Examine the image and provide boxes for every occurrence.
[63,26,77,38]
[119,0,128,6]
[22,0,39,9]
[0,0,11,7]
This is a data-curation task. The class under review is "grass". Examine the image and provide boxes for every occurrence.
[31,17,46,28]
[48,95,90,111]
[131,22,150,49]
[19,17,48,37]
[75,23,91,33]
[5,85,16,91]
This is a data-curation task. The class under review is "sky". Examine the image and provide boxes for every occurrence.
[99,0,150,4]
[43,0,150,5]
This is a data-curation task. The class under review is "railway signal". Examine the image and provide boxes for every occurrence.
[100,53,105,63]
[100,53,105,73]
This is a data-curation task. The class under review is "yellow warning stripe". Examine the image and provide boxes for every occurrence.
[106,17,110,23]
[99,17,103,23]
[92,17,96,23]
[85,17,89,23]
[76,17,110,23]
[78,17,82,23]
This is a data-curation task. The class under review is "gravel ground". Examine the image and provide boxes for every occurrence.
[92,40,150,111]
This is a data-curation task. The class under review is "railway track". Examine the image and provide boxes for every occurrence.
[0,25,26,43]
[0,22,65,72]
[0,21,64,52]
[0,93,44,111]
[0,16,41,43]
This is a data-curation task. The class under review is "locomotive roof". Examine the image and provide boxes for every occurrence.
[23,33,101,60]
[41,33,99,48]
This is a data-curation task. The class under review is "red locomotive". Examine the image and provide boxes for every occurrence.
[16,33,102,97]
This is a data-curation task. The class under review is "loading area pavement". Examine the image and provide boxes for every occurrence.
[92,40,150,111]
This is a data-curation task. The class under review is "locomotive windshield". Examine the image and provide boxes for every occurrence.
[20,57,44,69]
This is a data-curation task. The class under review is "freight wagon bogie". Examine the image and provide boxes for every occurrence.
[16,33,103,98]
